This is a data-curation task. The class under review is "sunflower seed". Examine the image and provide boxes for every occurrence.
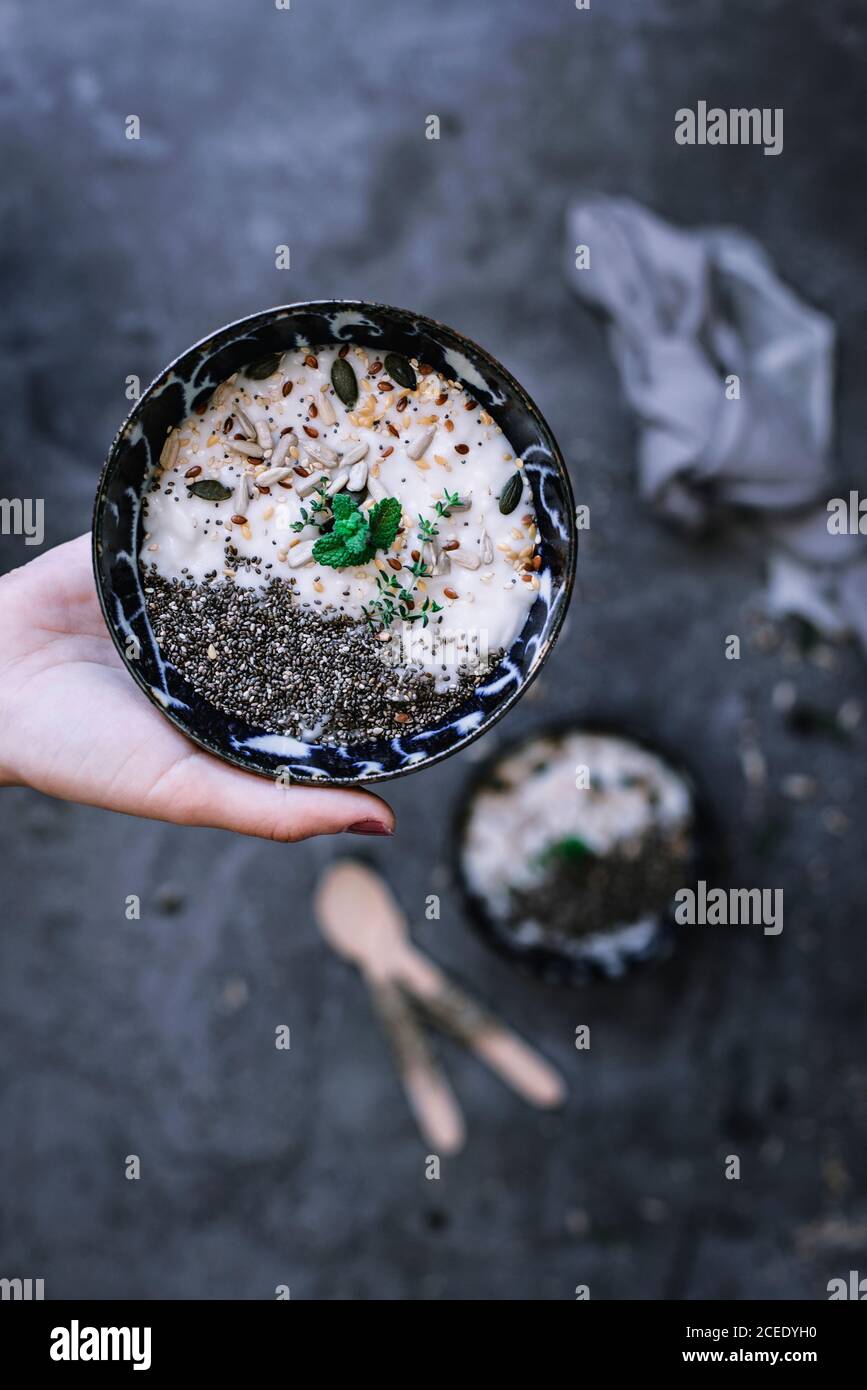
[233,473,251,513]
[347,459,368,491]
[366,475,390,503]
[254,419,273,453]
[423,541,450,576]
[159,430,180,470]
[234,408,257,441]
[256,466,294,487]
[317,391,337,426]
[331,357,359,408]
[296,471,328,498]
[270,431,296,470]
[448,494,472,512]
[451,550,481,571]
[384,353,417,390]
[303,442,338,468]
[481,528,494,564]
[224,438,265,458]
[340,442,369,468]
[327,468,350,497]
[407,426,436,461]
[287,540,317,567]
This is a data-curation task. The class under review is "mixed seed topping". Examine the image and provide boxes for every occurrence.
[139,343,542,742]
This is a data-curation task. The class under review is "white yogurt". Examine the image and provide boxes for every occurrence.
[140,344,539,677]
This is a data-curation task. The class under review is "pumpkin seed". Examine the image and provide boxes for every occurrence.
[331,357,359,408]
[245,353,281,380]
[188,479,232,502]
[498,473,523,515]
[384,352,416,390]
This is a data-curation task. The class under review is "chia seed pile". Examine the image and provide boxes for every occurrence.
[144,572,495,743]
[506,825,693,942]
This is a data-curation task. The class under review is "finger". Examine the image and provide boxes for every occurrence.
[142,751,396,842]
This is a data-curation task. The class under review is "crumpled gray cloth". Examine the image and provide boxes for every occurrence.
[566,195,867,649]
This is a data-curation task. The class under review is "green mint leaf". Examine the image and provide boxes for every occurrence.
[344,526,371,560]
[368,497,401,552]
[311,492,403,570]
[331,493,358,523]
[312,531,355,568]
[540,836,595,869]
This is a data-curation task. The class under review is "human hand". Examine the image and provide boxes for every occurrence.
[0,534,395,840]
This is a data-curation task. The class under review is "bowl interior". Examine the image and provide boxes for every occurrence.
[93,302,576,784]
[453,719,718,985]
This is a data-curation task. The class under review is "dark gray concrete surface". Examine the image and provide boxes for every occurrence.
[1,0,866,1300]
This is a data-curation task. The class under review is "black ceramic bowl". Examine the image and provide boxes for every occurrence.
[93,301,576,784]
[453,719,719,986]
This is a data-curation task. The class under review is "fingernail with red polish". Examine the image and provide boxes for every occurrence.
[346,819,394,837]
